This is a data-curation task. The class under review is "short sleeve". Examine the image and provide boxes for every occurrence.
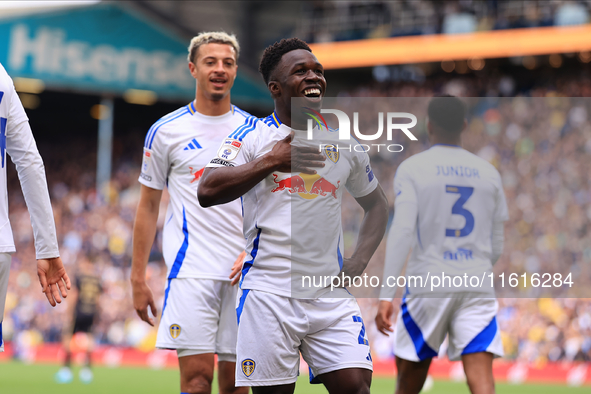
[392,161,417,207]
[138,126,169,190]
[206,116,259,168]
[345,145,378,198]
[493,171,509,222]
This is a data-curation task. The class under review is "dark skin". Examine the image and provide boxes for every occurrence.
[198,49,388,394]
[375,119,495,394]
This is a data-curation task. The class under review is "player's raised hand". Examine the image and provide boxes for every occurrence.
[229,250,247,286]
[132,281,158,326]
[375,300,395,336]
[37,257,71,307]
[271,132,325,174]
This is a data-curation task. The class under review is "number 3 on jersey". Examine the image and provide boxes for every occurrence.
[445,185,474,237]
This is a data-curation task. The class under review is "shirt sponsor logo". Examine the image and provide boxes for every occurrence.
[271,173,340,199]
[210,158,235,167]
[190,167,204,183]
[140,172,152,181]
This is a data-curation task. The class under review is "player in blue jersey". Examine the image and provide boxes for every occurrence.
[375,96,508,394]
[131,33,249,394]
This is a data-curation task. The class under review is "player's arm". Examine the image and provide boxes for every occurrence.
[375,199,418,335]
[491,221,504,265]
[491,173,508,265]
[375,165,418,335]
[131,185,162,326]
[198,132,325,207]
[5,83,70,306]
[341,185,388,278]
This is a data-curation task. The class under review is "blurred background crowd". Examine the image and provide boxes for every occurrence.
[297,0,591,42]
[1,0,591,367]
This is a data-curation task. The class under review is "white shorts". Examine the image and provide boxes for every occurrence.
[394,293,503,362]
[235,289,373,387]
[0,253,11,352]
[156,278,238,359]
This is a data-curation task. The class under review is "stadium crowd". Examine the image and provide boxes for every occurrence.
[299,0,591,42]
[3,71,591,364]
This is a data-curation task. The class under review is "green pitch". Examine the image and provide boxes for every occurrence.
[0,361,588,394]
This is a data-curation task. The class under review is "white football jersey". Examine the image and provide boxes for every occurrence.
[207,116,378,298]
[0,63,59,258]
[395,145,509,293]
[139,102,250,280]
[0,64,22,254]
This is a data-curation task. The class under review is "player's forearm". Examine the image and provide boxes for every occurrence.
[198,154,279,207]
[8,122,59,258]
[348,186,389,270]
[379,201,417,300]
[131,204,159,285]
[491,221,504,265]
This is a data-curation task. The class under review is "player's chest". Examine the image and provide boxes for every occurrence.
[263,147,350,201]
[168,127,238,183]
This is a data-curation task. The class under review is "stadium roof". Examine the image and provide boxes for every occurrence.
[0,2,272,107]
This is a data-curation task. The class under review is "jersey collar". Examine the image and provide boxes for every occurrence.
[432,143,461,148]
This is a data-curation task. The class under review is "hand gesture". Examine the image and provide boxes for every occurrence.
[132,281,158,326]
[37,257,71,307]
[229,250,247,286]
[271,132,325,174]
[375,300,397,336]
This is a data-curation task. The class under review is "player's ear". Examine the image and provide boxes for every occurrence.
[268,80,281,98]
[188,62,198,79]
[461,119,467,133]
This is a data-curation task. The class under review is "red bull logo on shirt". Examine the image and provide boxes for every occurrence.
[189,167,204,183]
[271,173,340,199]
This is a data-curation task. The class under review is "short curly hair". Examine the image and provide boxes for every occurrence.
[188,31,240,64]
[259,38,312,84]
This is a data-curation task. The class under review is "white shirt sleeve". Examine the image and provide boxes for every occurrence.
[344,144,378,198]
[379,163,418,301]
[206,116,259,168]
[138,126,169,190]
[6,86,59,259]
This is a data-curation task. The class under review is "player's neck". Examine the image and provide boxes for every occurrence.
[193,95,232,117]
[274,107,292,127]
[430,136,461,147]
